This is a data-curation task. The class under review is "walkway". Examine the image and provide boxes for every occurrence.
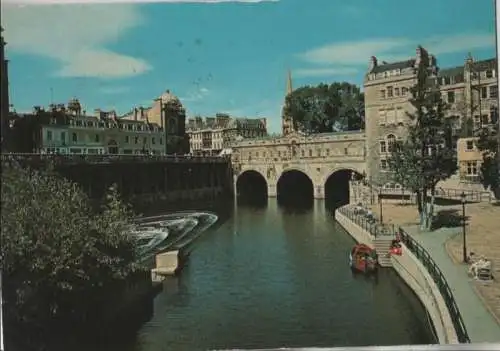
[403,225,500,343]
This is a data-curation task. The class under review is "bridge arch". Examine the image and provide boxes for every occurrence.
[277,169,314,205]
[236,169,268,202]
[324,167,364,208]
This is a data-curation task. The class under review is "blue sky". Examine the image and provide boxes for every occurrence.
[1,0,496,133]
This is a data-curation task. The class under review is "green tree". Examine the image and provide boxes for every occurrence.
[386,51,457,231]
[476,114,499,199]
[1,163,143,349]
[283,82,364,134]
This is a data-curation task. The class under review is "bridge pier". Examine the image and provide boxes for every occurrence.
[313,184,325,199]
[267,183,277,197]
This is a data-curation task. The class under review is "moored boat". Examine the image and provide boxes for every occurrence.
[349,244,378,274]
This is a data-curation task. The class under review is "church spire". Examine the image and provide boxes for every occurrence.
[286,69,293,96]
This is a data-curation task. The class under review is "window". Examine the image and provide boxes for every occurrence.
[490,85,498,98]
[127,124,133,131]
[143,137,147,145]
[380,141,387,153]
[387,86,393,98]
[401,87,408,96]
[379,90,386,99]
[60,132,66,142]
[344,148,348,155]
[72,133,77,142]
[466,140,474,150]
[387,134,396,152]
[308,149,312,157]
[135,137,139,144]
[486,70,493,79]
[394,87,400,96]
[46,130,52,141]
[481,115,489,125]
[447,91,455,103]
[125,136,129,143]
[76,120,82,127]
[481,87,488,99]
[380,159,388,170]
[444,77,451,85]
[94,134,100,143]
[152,137,156,144]
[326,149,330,156]
[466,161,478,175]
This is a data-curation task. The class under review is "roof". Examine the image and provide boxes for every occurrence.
[370,59,416,74]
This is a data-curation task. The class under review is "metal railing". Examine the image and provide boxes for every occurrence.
[355,179,492,203]
[398,228,471,344]
[337,206,396,238]
[0,153,229,164]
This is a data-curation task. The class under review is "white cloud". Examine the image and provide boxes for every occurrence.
[1,4,151,79]
[294,67,359,77]
[299,33,495,66]
[299,38,411,65]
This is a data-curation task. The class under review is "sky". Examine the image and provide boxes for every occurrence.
[1,0,497,133]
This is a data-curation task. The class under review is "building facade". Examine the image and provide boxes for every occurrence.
[456,137,483,183]
[12,99,166,155]
[186,113,267,156]
[364,46,498,186]
[121,90,189,155]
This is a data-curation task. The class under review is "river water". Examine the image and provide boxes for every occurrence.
[110,199,435,350]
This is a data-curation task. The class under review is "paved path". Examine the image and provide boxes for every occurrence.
[403,225,500,343]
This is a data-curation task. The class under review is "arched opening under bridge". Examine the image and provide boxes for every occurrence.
[236,170,268,205]
[324,169,363,209]
[277,170,314,207]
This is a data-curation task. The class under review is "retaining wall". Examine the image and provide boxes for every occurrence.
[335,208,459,344]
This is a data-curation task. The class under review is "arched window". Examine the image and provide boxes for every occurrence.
[386,134,396,152]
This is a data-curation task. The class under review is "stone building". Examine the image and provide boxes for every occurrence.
[1,27,10,151]
[364,46,498,186]
[121,90,189,155]
[186,113,267,156]
[12,99,165,155]
[456,137,483,183]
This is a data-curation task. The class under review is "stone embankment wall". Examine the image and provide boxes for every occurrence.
[335,207,458,344]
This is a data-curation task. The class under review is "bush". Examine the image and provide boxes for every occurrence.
[0,163,143,349]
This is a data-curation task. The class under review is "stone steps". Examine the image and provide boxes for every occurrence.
[374,238,394,268]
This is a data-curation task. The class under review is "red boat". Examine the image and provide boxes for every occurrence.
[349,244,378,274]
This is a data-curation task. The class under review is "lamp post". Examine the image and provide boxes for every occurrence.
[461,192,468,263]
[378,192,383,224]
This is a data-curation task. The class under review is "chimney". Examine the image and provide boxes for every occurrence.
[133,107,138,121]
[139,106,144,120]
[415,46,429,67]
[368,56,378,71]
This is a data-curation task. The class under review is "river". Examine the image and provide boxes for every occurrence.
[106,199,436,350]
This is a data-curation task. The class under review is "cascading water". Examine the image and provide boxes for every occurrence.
[129,211,219,264]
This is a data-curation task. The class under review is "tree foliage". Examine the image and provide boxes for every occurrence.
[476,123,500,199]
[0,163,143,349]
[386,54,457,230]
[283,82,364,134]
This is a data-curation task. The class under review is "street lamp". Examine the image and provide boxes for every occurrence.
[378,192,383,224]
[461,192,468,263]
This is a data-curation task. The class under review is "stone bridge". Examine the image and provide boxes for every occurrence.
[230,131,366,202]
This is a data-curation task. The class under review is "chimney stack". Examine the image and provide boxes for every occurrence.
[368,56,378,72]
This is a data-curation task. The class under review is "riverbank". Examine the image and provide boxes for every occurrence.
[335,206,456,344]
[368,201,500,325]
[368,201,500,342]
